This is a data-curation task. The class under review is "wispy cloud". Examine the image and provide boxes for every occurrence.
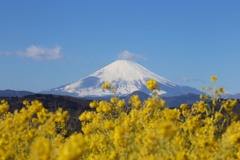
[0,51,11,55]
[17,45,63,61]
[118,50,147,61]
[180,77,204,83]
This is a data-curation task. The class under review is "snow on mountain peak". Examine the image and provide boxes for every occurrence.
[43,60,202,97]
[91,60,175,85]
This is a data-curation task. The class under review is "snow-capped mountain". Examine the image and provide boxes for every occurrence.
[42,60,202,97]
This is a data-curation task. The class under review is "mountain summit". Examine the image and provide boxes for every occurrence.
[42,60,202,97]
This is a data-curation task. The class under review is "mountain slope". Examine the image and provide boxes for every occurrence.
[222,93,240,99]
[42,60,202,97]
[0,89,34,97]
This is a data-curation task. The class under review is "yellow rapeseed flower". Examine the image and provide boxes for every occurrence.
[59,134,88,160]
[0,101,9,114]
[102,82,111,89]
[180,104,188,110]
[130,95,142,108]
[158,121,177,137]
[134,100,142,108]
[1,76,239,160]
[117,99,126,107]
[197,101,206,113]
[146,79,159,91]
[89,100,98,108]
[110,97,118,104]
[211,75,217,82]
[145,98,156,108]
[215,112,223,120]
[79,112,87,121]
[30,137,51,160]
[100,101,112,113]
[218,87,225,94]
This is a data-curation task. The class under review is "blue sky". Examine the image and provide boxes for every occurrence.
[0,0,240,94]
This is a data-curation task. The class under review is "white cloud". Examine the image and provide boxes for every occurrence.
[0,51,11,55]
[181,77,195,82]
[180,77,204,83]
[17,45,63,61]
[118,50,147,61]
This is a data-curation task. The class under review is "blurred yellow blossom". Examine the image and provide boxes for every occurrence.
[211,75,217,82]
[102,82,111,89]
[0,76,238,160]
[146,79,159,90]
[117,99,126,107]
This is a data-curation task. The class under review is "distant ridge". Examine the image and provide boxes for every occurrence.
[85,91,201,108]
[42,60,203,97]
[125,91,150,102]
[0,89,34,97]
[221,93,240,99]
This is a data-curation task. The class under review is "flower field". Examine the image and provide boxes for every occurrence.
[0,76,239,160]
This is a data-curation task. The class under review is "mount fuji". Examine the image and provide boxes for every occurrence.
[42,60,202,97]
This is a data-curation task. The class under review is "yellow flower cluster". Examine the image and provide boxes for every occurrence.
[146,79,159,90]
[129,95,142,108]
[0,100,9,114]
[102,81,112,89]
[89,100,98,108]
[117,99,125,107]
[0,100,69,159]
[211,75,217,82]
[222,99,237,111]
[0,76,239,159]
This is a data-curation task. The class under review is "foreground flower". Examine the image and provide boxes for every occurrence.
[102,82,112,89]
[117,99,126,107]
[89,100,98,108]
[218,87,225,94]
[146,79,159,90]
[0,100,9,114]
[0,76,239,160]
[211,75,217,82]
